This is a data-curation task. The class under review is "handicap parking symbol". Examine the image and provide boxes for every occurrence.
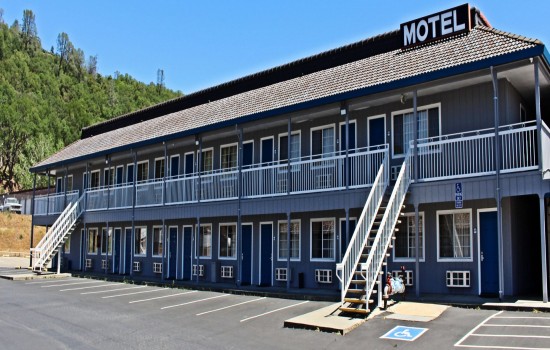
[381,326,428,342]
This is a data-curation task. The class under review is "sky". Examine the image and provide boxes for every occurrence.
[1,1,549,94]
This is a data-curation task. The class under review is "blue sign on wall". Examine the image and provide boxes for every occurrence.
[455,182,463,209]
[381,326,428,342]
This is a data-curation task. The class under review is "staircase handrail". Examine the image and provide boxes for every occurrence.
[336,154,389,302]
[362,150,412,306]
[32,194,85,271]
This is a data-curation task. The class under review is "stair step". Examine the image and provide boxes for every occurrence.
[351,280,366,285]
[347,289,366,295]
[344,298,369,304]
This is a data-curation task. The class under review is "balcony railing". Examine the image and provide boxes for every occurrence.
[414,121,539,182]
[34,190,79,216]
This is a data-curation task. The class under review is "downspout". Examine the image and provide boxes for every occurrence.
[534,59,548,303]
[29,173,37,268]
[491,66,504,301]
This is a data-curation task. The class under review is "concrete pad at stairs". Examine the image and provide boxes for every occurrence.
[0,270,71,281]
[284,303,367,334]
[384,301,449,322]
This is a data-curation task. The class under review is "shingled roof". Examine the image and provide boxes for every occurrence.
[32,26,544,171]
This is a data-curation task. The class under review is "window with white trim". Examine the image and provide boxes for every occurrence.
[67,175,73,192]
[394,213,424,261]
[311,125,335,158]
[437,210,472,261]
[134,227,147,256]
[219,224,237,259]
[103,167,115,186]
[90,170,100,189]
[152,226,163,257]
[221,144,238,170]
[154,158,165,180]
[87,228,98,254]
[278,220,300,260]
[279,132,300,162]
[137,161,149,182]
[311,219,335,260]
[64,235,71,253]
[101,228,112,254]
[200,148,213,173]
[392,104,440,156]
[198,224,212,258]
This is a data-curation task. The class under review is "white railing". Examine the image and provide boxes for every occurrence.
[136,179,163,207]
[362,151,412,308]
[542,121,550,180]
[335,154,389,302]
[165,175,197,204]
[34,190,79,216]
[416,121,538,181]
[31,194,85,271]
[200,169,239,202]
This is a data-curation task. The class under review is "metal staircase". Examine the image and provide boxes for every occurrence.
[31,194,85,272]
[336,152,411,316]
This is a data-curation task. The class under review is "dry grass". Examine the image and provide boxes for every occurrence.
[0,212,46,254]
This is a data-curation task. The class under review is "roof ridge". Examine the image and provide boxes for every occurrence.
[475,25,543,45]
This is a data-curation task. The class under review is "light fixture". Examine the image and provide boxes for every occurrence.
[340,107,347,116]
[400,94,407,104]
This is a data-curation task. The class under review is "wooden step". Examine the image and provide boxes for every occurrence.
[344,298,366,304]
[339,307,370,315]
[346,289,366,295]
[351,279,366,285]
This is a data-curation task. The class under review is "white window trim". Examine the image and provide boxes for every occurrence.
[260,136,274,164]
[115,165,124,185]
[338,119,357,151]
[310,123,336,158]
[366,114,386,147]
[220,142,239,170]
[195,223,212,259]
[56,176,63,193]
[136,160,149,183]
[152,225,164,258]
[126,163,135,184]
[87,228,99,255]
[277,219,301,262]
[134,226,147,257]
[64,234,71,254]
[90,170,100,189]
[310,218,336,262]
[277,130,301,161]
[169,154,180,178]
[100,227,113,255]
[82,172,87,190]
[184,151,195,175]
[218,222,238,260]
[154,157,166,181]
[436,208,473,262]
[66,174,73,192]
[393,212,426,263]
[200,147,214,173]
[103,166,115,187]
[391,102,442,158]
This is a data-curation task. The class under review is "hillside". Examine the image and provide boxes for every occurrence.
[0,9,183,193]
[0,212,45,254]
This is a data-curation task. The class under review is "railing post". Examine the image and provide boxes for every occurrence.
[107,156,110,210]
[64,166,68,208]
[163,142,167,206]
[197,136,202,203]
[534,59,543,172]
[287,116,291,195]
[46,171,50,215]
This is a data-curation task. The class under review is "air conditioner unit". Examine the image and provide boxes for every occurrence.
[101,259,110,270]
[275,268,289,281]
[221,266,234,278]
[446,270,470,287]
[315,269,332,283]
[133,261,141,272]
[392,270,414,286]
[153,262,162,274]
[192,264,204,277]
[315,174,332,189]
[85,259,92,269]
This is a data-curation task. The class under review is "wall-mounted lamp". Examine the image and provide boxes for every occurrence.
[195,140,199,146]
[105,155,109,165]
[400,94,407,104]
[340,107,347,116]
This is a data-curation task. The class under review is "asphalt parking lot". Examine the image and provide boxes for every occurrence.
[1,275,549,349]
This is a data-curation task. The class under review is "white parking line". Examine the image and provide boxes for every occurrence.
[101,287,163,298]
[26,278,72,285]
[81,286,145,295]
[60,284,122,292]
[129,291,197,304]
[42,281,102,288]
[482,324,550,329]
[161,294,230,310]
[470,334,550,339]
[197,297,266,316]
[240,300,309,323]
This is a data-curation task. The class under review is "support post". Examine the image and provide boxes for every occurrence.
[413,90,418,181]
[491,66,504,301]
[131,151,137,277]
[540,194,548,303]
[342,103,349,190]
[196,217,200,283]
[29,173,37,268]
[105,222,109,274]
[163,142,167,206]
[414,203,420,297]
[237,126,243,286]
[162,219,166,282]
[344,207,350,261]
[287,116,291,195]
[64,166,68,208]
[286,211,291,290]
[46,171,50,215]
[535,60,543,172]
[197,136,202,203]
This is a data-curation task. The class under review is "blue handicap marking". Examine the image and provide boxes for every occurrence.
[455,182,462,194]
[381,326,428,342]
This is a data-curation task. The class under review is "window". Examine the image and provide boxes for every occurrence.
[87,228,98,254]
[170,155,180,177]
[64,235,71,253]
[392,104,440,156]
[154,158,165,180]
[90,170,100,189]
[219,224,237,259]
[137,161,149,182]
[103,167,115,186]
[198,225,212,258]
[127,164,135,183]
[200,148,213,173]
[437,210,472,261]
[279,132,300,162]
[152,226,163,257]
[134,227,147,256]
[394,213,424,261]
[221,144,238,170]
[67,175,73,192]
[339,120,357,151]
[278,220,300,260]
[311,125,335,158]
[56,177,63,193]
[311,219,335,260]
[101,228,113,254]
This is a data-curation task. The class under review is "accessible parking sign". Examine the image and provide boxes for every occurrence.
[381,326,428,341]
